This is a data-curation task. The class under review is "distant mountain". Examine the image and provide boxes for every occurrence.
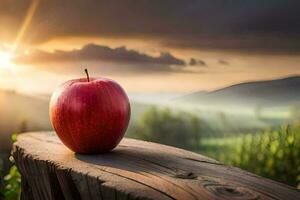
[180,76,300,107]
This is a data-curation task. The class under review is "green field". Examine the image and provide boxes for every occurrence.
[199,126,300,187]
[198,136,244,162]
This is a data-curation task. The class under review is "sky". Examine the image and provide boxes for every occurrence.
[0,0,300,94]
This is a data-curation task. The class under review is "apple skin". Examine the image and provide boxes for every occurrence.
[49,77,130,154]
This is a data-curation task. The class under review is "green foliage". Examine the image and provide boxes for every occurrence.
[0,133,21,200]
[202,125,300,187]
[130,106,205,150]
[11,133,17,143]
[0,166,21,200]
[230,124,300,186]
[199,136,243,162]
[130,107,300,187]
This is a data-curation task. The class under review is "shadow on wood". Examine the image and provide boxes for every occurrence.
[13,132,300,200]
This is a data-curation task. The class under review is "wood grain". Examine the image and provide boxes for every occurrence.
[13,132,300,200]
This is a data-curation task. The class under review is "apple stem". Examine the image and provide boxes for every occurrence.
[84,68,90,82]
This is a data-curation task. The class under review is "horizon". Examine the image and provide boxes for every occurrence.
[0,1,300,94]
[3,73,300,97]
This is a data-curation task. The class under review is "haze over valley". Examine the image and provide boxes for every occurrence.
[1,75,299,151]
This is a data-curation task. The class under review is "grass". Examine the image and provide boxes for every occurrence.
[198,135,244,161]
[199,125,300,187]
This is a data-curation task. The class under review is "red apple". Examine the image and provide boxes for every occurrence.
[49,69,130,153]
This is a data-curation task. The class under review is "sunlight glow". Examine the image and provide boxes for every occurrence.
[0,51,13,70]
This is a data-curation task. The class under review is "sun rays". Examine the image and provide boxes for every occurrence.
[0,0,40,73]
[13,0,40,51]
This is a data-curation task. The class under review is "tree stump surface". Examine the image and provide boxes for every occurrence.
[13,132,300,200]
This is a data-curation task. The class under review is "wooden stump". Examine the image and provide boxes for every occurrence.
[13,132,300,200]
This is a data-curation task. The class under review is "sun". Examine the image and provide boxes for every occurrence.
[0,51,14,70]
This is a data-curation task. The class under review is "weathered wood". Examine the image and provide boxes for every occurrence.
[13,132,300,200]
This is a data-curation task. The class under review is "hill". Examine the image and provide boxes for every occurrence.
[180,76,300,107]
[0,90,50,151]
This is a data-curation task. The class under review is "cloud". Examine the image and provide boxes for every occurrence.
[1,0,300,53]
[15,43,188,73]
[189,58,206,66]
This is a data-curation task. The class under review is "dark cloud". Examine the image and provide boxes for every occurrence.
[189,58,206,66]
[1,0,300,53]
[15,43,187,72]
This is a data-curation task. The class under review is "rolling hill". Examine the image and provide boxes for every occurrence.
[180,76,300,107]
[0,90,51,151]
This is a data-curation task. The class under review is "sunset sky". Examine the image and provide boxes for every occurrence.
[0,0,300,94]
